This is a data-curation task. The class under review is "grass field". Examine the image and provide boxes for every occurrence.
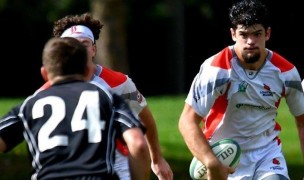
[0,96,303,179]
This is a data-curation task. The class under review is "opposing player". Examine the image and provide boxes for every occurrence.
[178,0,304,179]
[50,12,172,180]
[0,37,150,179]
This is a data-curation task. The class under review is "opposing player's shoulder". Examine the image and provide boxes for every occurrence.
[99,66,128,88]
[189,138,241,180]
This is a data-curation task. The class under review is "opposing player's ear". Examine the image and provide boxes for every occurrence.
[92,44,97,59]
[265,27,271,41]
[40,66,49,81]
[230,28,237,42]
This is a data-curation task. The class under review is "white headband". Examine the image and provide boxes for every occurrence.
[60,25,95,43]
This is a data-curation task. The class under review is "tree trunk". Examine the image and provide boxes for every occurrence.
[90,0,129,74]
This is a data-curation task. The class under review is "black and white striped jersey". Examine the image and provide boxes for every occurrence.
[1,79,143,179]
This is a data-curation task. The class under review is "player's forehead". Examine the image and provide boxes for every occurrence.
[235,24,264,34]
[75,37,93,45]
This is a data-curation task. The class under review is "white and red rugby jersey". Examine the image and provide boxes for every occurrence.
[94,64,147,116]
[94,65,147,155]
[186,46,304,150]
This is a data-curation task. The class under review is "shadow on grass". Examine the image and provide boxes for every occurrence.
[0,154,302,180]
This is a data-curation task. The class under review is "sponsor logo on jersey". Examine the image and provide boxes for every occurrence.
[270,158,284,171]
[260,83,275,96]
[235,103,271,110]
[260,91,274,96]
[270,166,284,170]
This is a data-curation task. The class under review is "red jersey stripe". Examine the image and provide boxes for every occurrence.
[99,67,127,88]
[270,52,294,72]
[211,47,233,69]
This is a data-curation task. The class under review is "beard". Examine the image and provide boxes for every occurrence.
[242,52,261,64]
[241,51,260,64]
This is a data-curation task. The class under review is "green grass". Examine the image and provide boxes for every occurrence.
[0,96,303,179]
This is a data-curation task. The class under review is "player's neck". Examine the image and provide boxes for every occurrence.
[50,75,86,85]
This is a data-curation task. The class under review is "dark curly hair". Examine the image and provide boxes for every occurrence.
[229,0,270,30]
[53,12,103,43]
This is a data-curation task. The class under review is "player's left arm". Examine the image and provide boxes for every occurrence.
[295,114,304,160]
[139,106,173,180]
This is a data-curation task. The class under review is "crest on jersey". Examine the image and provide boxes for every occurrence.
[263,83,270,91]
[137,90,143,103]
[238,81,248,92]
[272,158,280,165]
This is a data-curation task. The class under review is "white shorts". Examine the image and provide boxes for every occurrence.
[228,138,290,180]
[114,149,130,180]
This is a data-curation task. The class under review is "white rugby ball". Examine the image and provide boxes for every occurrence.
[189,138,241,180]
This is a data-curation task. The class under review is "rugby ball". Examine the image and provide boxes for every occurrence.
[189,138,241,180]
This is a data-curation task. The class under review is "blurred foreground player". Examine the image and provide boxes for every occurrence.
[0,37,150,179]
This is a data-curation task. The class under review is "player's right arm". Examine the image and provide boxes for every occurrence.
[178,103,233,180]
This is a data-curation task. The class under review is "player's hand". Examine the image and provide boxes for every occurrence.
[151,157,173,180]
[207,162,235,180]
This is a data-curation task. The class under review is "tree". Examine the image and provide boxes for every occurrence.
[90,0,130,74]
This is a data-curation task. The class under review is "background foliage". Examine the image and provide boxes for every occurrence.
[0,0,303,97]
